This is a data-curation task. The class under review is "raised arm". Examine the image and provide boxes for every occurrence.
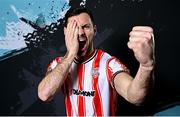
[38,20,79,101]
[114,26,155,106]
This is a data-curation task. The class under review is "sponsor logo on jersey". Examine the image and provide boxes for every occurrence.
[72,89,95,97]
[91,68,99,78]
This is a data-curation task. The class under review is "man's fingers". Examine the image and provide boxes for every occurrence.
[66,20,78,38]
[67,20,76,32]
[132,26,153,33]
[67,20,73,30]
[129,31,152,40]
[71,21,77,35]
[74,26,79,38]
[72,20,77,30]
[127,41,137,50]
[129,37,146,43]
[129,26,154,46]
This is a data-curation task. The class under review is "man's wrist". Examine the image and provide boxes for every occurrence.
[140,60,155,71]
[140,64,154,71]
[66,51,77,60]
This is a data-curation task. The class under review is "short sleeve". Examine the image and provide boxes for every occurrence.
[107,57,129,87]
[47,57,61,72]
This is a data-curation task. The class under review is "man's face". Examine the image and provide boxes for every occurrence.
[65,13,96,57]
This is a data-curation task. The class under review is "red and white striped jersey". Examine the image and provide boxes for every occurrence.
[48,49,129,116]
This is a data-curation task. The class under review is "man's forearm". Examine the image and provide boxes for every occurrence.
[127,64,154,105]
[38,53,75,101]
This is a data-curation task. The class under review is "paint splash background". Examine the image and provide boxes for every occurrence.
[0,0,69,60]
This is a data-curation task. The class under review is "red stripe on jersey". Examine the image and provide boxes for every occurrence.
[92,50,104,116]
[77,64,86,116]
[65,76,73,116]
[106,57,114,82]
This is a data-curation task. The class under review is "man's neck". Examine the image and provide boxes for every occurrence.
[75,48,96,63]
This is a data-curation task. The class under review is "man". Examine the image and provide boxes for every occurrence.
[38,7,155,116]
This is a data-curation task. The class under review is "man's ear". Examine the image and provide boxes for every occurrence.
[64,27,67,35]
[94,25,97,35]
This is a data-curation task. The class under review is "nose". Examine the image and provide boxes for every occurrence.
[78,26,85,36]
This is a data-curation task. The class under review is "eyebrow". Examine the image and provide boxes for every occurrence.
[81,24,91,28]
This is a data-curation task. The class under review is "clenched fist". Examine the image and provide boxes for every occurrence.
[128,26,155,68]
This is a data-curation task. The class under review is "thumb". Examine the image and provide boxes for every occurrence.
[127,41,133,50]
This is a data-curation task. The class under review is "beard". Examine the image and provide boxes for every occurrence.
[77,42,93,58]
[77,47,87,57]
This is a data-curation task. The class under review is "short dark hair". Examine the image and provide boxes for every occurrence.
[63,7,95,27]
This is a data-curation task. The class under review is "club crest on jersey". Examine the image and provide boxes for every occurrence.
[91,68,99,78]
